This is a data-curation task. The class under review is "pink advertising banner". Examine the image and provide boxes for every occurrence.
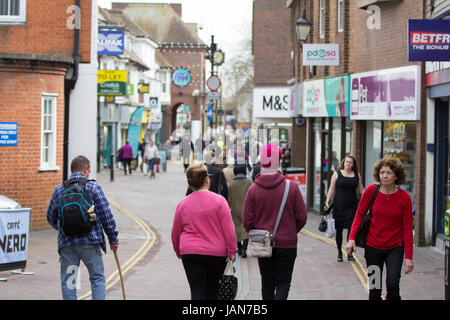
[350,65,421,121]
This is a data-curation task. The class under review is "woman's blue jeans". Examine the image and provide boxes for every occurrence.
[60,244,106,300]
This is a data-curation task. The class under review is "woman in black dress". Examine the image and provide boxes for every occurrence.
[325,155,365,262]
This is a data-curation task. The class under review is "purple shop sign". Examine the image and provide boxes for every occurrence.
[350,65,421,121]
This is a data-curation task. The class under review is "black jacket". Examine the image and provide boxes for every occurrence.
[186,164,228,200]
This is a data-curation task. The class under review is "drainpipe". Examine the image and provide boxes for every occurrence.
[63,0,81,181]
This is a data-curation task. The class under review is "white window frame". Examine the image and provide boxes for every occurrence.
[319,0,325,38]
[338,0,344,32]
[0,0,26,24]
[39,94,59,171]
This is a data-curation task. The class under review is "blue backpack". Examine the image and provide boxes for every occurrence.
[59,179,95,236]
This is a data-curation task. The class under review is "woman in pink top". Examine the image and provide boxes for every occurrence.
[171,164,237,300]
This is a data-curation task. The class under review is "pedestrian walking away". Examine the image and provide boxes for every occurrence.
[46,155,119,300]
[325,154,365,262]
[346,156,414,300]
[144,139,158,179]
[121,140,134,175]
[171,164,237,300]
[186,150,228,200]
[242,144,307,300]
[227,164,251,258]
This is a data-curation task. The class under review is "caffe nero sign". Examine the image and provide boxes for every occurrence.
[253,87,291,119]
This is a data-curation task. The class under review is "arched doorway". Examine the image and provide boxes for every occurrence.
[171,102,192,140]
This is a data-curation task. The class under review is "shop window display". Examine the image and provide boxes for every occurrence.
[383,121,416,198]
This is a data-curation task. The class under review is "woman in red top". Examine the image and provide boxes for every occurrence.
[346,157,414,300]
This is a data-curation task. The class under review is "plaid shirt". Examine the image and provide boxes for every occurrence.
[46,172,119,253]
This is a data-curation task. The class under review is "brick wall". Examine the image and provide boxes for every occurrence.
[253,0,294,86]
[0,61,67,230]
[159,46,207,140]
[0,0,92,63]
[350,0,427,245]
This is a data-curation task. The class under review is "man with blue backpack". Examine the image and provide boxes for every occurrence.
[46,155,119,300]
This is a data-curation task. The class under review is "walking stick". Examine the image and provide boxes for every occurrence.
[113,249,126,300]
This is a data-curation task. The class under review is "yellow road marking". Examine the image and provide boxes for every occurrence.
[301,229,370,294]
[78,200,157,300]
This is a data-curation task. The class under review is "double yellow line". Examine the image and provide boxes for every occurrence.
[301,229,370,294]
[78,200,157,300]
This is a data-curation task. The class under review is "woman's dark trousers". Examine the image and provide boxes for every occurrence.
[364,245,404,300]
[257,248,297,300]
[181,254,226,300]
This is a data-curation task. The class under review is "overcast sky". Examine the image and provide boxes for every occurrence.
[97,0,253,61]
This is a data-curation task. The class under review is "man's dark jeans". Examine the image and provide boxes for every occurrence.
[257,248,297,300]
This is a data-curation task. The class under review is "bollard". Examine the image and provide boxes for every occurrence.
[110,154,114,182]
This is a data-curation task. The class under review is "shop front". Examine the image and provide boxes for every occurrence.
[252,86,292,163]
[303,75,352,213]
[351,65,421,202]
[426,62,450,246]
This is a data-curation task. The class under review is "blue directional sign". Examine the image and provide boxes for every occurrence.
[206,105,213,122]
[98,30,125,55]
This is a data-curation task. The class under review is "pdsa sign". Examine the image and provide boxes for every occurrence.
[98,30,125,55]
[303,44,339,66]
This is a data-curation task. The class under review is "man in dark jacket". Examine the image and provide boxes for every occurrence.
[185,151,228,200]
[242,144,307,300]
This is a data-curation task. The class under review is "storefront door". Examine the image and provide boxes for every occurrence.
[435,99,449,238]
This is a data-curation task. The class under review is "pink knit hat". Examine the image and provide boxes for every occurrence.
[260,144,282,168]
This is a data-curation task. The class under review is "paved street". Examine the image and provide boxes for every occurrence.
[0,160,445,300]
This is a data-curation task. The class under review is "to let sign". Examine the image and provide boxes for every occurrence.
[0,122,17,146]
[408,19,450,61]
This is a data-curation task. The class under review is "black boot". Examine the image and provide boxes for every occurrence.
[337,252,343,262]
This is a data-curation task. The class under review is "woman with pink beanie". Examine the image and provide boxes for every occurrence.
[242,144,307,300]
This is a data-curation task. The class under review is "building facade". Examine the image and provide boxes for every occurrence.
[0,0,95,230]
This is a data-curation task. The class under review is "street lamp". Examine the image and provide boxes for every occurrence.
[295,10,312,42]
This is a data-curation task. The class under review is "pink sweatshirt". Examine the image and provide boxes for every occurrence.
[171,190,237,258]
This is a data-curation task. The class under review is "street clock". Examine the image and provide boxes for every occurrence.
[213,50,225,65]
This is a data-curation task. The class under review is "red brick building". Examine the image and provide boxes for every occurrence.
[286,0,430,245]
[0,0,93,229]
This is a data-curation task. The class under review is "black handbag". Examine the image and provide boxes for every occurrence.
[355,184,380,248]
[218,262,237,300]
[318,215,328,232]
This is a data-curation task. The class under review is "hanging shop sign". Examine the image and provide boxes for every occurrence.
[303,75,350,117]
[172,67,191,87]
[97,70,127,96]
[350,65,421,121]
[408,19,450,61]
[253,87,291,119]
[149,97,158,109]
[98,30,125,55]
[303,44,340,66]
[137,83,150,94]
[0,122,17,146]
[0,208,30,271]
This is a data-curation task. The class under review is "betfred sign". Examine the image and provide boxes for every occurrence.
[303,44,339,66]
[408,19,450,61]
